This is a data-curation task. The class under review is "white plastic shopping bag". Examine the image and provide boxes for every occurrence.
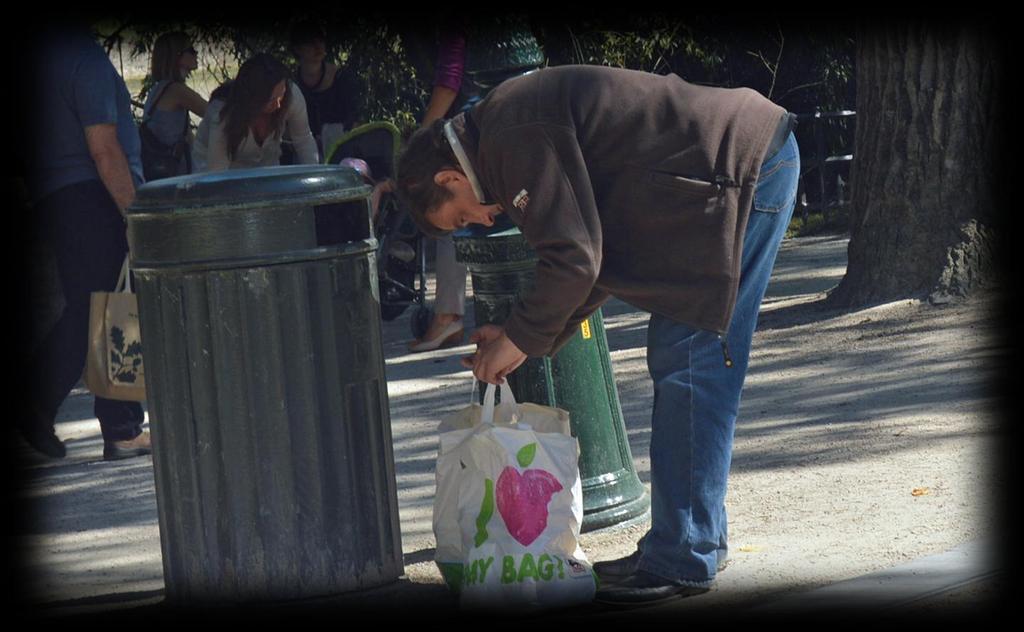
[433,381,596,610]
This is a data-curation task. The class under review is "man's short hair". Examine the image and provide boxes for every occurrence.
[396,118,460,238]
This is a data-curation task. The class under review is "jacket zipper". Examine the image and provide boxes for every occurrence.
[714,175,740,189]
[657,173,740,368]
[719,334,734,368]
[717,175,741,367]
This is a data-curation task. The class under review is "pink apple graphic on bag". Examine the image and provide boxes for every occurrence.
[495,442,564,546]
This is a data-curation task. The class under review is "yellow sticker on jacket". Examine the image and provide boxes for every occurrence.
[513,189,530,211]
[581,320,592,340]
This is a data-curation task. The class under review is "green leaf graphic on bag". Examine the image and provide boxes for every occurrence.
[517,443,537,468]
[474,478,495,548]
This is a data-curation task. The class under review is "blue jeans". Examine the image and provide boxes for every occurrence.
[637,133,800,586]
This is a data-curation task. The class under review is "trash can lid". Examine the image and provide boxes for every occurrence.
[128,165,371,215]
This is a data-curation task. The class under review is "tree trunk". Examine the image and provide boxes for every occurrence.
[828,21,1004,308]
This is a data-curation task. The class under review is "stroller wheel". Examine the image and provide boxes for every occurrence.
[410,305,432,340]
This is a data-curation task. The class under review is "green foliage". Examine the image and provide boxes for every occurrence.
[563,18,693,73]
[338,19,425,134]
[533,16,854,112]
[786,208,852,239]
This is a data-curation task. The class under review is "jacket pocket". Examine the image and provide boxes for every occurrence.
[753,135,800,213]
[648,171,723,197]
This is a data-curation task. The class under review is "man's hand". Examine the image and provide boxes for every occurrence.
[461,324,528,384]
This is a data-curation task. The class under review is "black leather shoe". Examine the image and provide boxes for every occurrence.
[594,550,729,584]
[593,550,642,583]
[20,425,66,459]
[595,571,710,606]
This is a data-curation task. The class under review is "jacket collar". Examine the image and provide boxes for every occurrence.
[444,113,497,205]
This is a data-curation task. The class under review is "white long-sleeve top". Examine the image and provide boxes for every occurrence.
[194,81,319,172]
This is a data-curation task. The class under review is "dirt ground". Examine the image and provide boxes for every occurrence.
[386,234,1008,613]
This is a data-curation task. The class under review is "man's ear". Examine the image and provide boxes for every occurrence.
[433,169,463,187]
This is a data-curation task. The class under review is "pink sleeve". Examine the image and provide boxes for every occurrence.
[433,31,466,92]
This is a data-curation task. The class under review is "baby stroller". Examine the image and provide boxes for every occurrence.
[324,122,432,337]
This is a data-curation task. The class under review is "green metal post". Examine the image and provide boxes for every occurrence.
[455,228,649,532]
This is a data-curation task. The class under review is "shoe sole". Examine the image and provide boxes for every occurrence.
[103,448,152,461]
[20,429,67,459]
[594,593,687,608]
[26,441,67,459]
[595,586,710,608]
[596,559,730,584]
[408,329,464,352]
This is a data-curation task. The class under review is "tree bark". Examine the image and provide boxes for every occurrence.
[828,21,1004,308]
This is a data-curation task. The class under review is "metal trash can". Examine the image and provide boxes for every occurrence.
[455,227,650,532]
[127,165,404,603]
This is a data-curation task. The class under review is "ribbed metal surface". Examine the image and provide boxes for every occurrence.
[135,248,403,602]
[128,165,371,271]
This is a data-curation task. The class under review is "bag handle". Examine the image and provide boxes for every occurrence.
[479,381,516,426]
[114,254,133,294]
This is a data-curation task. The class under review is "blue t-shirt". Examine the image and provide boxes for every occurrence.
[29,28,143,202]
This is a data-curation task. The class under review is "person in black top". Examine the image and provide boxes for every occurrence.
[289,19,361,160]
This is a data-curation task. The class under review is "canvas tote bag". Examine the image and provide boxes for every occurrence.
[83,255,146,401]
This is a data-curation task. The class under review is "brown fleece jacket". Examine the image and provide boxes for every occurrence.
[452,65,786,357]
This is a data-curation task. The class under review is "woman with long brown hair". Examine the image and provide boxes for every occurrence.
[141,31,207,179]
[197,53,318,171]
